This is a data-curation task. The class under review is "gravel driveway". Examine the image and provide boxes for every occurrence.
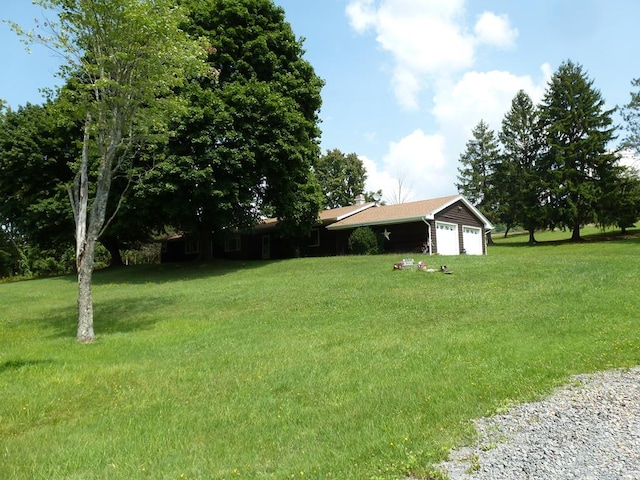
[433,366,640,480]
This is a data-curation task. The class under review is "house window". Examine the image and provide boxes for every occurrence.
[308,228,320,247]
[184,238,199,255]
[225,235,241,252]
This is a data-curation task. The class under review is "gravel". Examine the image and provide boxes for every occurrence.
[433,366,640,480]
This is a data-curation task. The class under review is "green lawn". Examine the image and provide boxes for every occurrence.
[1,228,639,479]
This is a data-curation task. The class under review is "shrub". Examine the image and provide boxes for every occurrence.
[348,227,379,255]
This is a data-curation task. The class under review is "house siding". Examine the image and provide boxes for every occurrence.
[333,221,428,255]
[160,196,491,262]
[432,200,486,255]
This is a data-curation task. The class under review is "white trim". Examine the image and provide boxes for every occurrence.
[327,215,424,230]
[425,195,494,230]
[435,221,460,255]
[334,203,377,221]
[462,225,483,255]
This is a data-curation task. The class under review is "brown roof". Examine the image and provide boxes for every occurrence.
[327,194,464,230]
[254,194,493,232]
[318,202,376,223]
[255,202,376,230]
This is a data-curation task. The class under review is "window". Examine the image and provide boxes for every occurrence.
[308,228,320,247]
[225,235,241,252]
[184,238,199,255]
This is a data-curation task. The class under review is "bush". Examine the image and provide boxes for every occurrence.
[348,227,379,255]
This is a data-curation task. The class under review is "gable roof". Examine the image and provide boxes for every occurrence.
[318,202,376,223]
[254,202,376,230]
[326,194,494,230]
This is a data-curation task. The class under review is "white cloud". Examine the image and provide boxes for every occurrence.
[433,69,545,135]
[346,0,473,110]
[474,12,518,49]
[345,0,377,33]
[346,0,522,110]
[345,2,551,201]
[363,129,452,202]
[361,66,551,200]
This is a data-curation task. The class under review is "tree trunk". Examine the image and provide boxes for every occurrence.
[77,237,96,343]
[70,114,97,343]
[571,219,582,241]
[486,231,494,246]
[102,236,124,267]
[528,230,537,244]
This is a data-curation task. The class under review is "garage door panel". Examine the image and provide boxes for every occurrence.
[462,226,483,255]
[436,222,459,255]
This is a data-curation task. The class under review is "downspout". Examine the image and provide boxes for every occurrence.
[422,217,432,255]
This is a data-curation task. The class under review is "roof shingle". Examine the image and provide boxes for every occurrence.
[327,194,461,230]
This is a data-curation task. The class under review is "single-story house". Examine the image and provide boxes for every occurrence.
[326,194,493,256]
[160,194,493,262]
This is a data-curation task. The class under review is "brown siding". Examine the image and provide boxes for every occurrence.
[433,200,486,254]
[333,222,428,255]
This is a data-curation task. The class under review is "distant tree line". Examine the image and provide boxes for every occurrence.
[457,60,640,243]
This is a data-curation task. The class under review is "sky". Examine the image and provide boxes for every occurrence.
[2,0,640,203]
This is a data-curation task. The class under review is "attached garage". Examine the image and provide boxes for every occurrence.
[327,195,493,256]
[462,226,483,255]
[435,221,460,255]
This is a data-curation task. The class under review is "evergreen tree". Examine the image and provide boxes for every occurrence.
[538,60,618,241]
[621,77,640,156]
[497,90,545,243]
[456,119,501,221]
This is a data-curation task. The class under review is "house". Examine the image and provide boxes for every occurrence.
[160,194,493,262]
[325,194,493,256]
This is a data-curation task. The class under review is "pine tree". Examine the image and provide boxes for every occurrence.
[538,60,618,241]
[456,119,501,219]
[497,90,545,243]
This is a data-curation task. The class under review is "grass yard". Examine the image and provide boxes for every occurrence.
[1,227,639,479]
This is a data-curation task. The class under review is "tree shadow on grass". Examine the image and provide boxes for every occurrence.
[55,258,285,286]
[0,359,54,374]
[34,294,177,339]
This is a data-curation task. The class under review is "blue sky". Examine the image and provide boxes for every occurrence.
[2,1,640,202]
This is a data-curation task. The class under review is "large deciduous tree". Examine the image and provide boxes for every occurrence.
[144,0,325,248]
[12,0,207,342]
[0,102,76,257]
[314,149,367,208]
[538,60,618,241]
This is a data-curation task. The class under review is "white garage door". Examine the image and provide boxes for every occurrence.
[435,222,459,255]
[462,226,483,255]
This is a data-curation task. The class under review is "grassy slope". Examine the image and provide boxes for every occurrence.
[1,228,639,479]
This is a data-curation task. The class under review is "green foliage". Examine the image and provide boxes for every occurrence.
[621,77,640,156]
[497,90,545,242]
[1,229,639,478]
[538,60,619,240]
[144,0,325,239]
[460,61,639,241]
[0,229,18,277]
[348,226,379,255]
[314,148,367,208]
[0,102,76,251]
[456,119,500,221]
